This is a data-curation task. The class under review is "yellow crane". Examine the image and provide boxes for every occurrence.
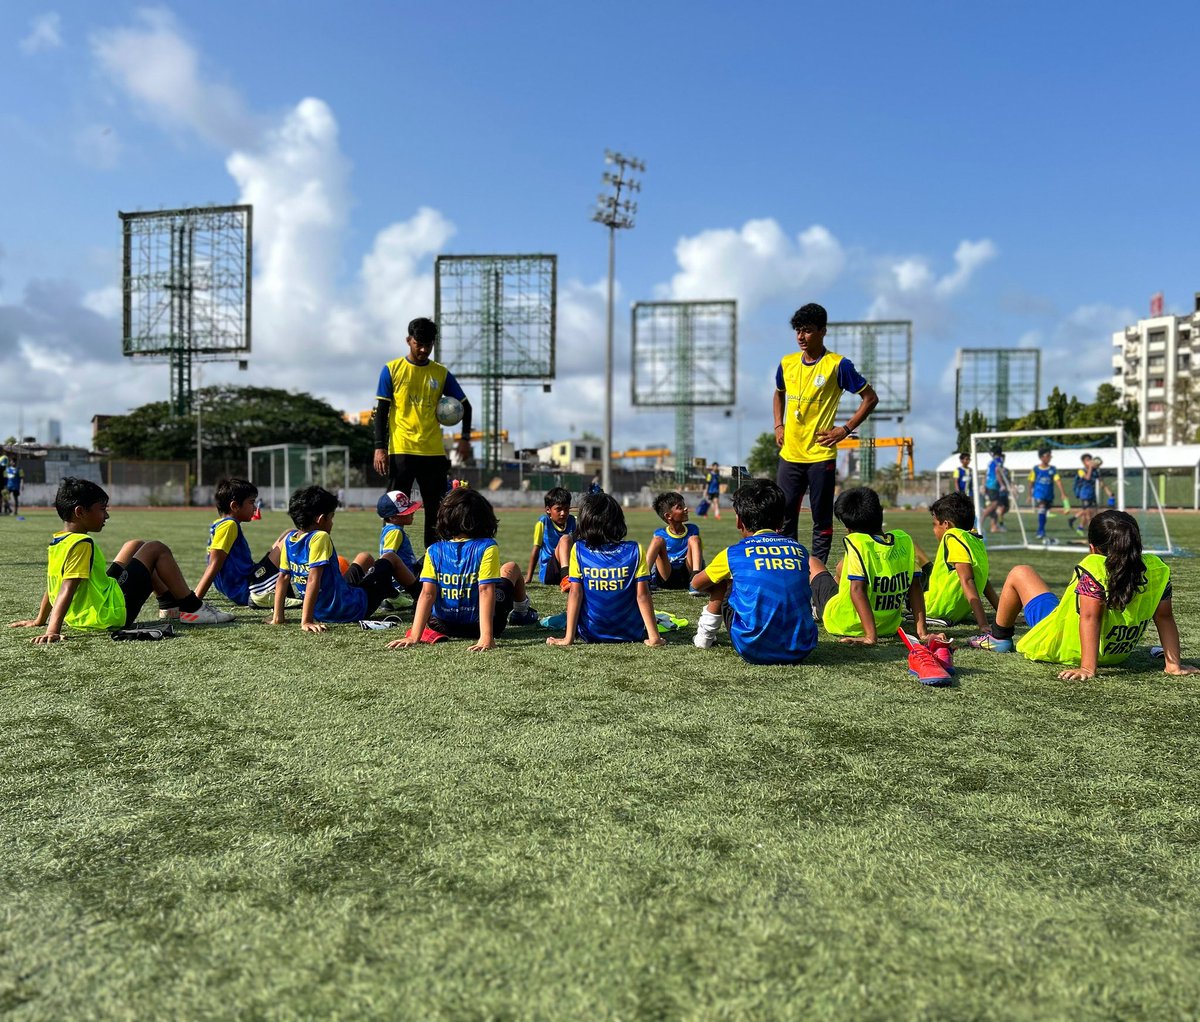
[835,436,915,478]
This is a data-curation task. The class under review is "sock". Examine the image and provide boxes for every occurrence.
[179,592,202,613]
[991,623,1015,640]
[1037,510,1047,534]
[405,580,422,599]
[697,609,721,634]
[513,597,531,612]
[157,594,180,609]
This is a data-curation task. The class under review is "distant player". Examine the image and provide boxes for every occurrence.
[703,462,722,520]
[1069,454,1111,534]
[10,477,234,642]
[0,452,9,514]
[372,317,473,546]
[774,303,878,561]
[982,447,1010,533]
[526,486,576,588]
[646,491,704,594]
[690,479,818,665]
[193,478,296,610]
[1028,447,1069,540]
[4,455,24,516]
[954,452,973,498]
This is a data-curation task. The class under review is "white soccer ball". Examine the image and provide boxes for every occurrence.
[436,395,464,426]
[1092,457,1103,467]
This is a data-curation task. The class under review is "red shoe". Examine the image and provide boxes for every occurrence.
[924,635,954,674]
[897,629,952,686]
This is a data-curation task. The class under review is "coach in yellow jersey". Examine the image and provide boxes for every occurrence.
[373,317,473,546]
[773,304,877,562]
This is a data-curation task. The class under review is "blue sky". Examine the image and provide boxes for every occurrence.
[2,1,1198,466]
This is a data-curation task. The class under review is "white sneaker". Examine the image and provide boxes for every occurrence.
[249,589,275,609]
[178,603,236,625]
[158,608,180,620]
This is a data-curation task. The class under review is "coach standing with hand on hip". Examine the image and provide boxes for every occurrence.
[373,316,473,547]
[774,303,877,562]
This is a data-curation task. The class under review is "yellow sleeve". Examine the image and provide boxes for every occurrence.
[705,547,732,585]
[60,538,94,580]
[634,543,649,580]
[419,551,437,584]
[568,546,581,581]
[943,534,973,566]
[478,544,501,583]
[532,520,545,547]
[380,527,402,554]
[307,532,333,567]
[1028,470,1036,482]
[209,519,239,555]
[279,534,292,575]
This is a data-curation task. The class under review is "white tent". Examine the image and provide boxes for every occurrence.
[934,444,1200,510]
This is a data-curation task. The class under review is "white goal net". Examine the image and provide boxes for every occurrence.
[969,426,1174,555]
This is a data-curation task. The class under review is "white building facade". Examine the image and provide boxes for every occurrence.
[1112,293,1200,445]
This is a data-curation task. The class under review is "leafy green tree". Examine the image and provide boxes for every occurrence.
[747,431,780,478]
[94,386,374,463]
[954,409,990,456]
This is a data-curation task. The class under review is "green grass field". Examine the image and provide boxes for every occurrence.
[3,505,1200,1019]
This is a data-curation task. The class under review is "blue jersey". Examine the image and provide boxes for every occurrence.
[653,523,699,567]
[985,458,1005,490]
[1029,464,1059,502]
[568,540,650,643]
[208,516,255,605]
[281,530,368,623]
[4,465,21,491]
[379,522,421,575]
[955,466,973,497]
[420,538,501,627]
[705,531,817,665]
[532,512,576,583]
[705,470,720,496]
[1074,469,1097,501]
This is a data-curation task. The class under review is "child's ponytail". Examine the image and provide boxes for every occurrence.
[1087,509,1147,611]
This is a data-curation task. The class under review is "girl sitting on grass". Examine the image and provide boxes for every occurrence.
[388,487,536,653]
[547,493,664,648]
[970,509,1197,680]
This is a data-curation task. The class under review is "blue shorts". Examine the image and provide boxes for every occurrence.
[1022,592,1060,628]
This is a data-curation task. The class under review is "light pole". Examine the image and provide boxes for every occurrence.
[592,150,644,493]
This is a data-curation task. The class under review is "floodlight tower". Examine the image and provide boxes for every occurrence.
[434,255,557,471]
[955,348,1041,427]
[119,205,252,415]
[632,301,737,483]
[593,150,644,493]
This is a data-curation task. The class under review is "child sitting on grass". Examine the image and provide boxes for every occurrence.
[691,479,817,664]
[11,477,234,643]
[525,486,576,588]
[970,509,1197,680]
[918,491,998,629]
[376,489,429,606]
[646,490,704,593]
[547,492,664,648]
[194,477,298,609]
[273,486,405,633]
[388,487,537,652]
[808,486,941,645]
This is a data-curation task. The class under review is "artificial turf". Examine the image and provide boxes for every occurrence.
[2,505,1199,1019]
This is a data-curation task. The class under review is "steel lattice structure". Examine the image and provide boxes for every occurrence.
[631,300,737,483]
[955,348,1041,427]
[120,205,252,415]
[826,321,912,481]
[434,254,557,471]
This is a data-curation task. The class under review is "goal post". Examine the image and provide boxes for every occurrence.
[969,425,1174,555]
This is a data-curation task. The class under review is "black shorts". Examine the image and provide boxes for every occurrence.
[107,558,155,628]
[430,577,515,639]
[985,488,1010,509]
[1078,498,1097,509]
[651,561,692,590]
[345,559,398,618]
[810,570,838,622]
[542,560,564,586]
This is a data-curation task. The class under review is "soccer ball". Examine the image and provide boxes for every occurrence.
[436,395,464,426]
[1092,457,1103,467]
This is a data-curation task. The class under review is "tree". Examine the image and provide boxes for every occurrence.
[954,409,990,456]
[747,431,779,478]
[1173,376,1200,443]
[94,386,374,464]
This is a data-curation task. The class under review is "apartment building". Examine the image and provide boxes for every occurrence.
[1111,293,1200,444]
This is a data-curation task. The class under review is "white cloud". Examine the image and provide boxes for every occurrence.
[20,12,62,54]
[866,238,997,330]
[661,219,844,311]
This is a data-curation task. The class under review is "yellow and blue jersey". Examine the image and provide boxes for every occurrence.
[420,538,501,626]
[1029,464,1059,502]
[705,469,720,495]
[705,531,817,665]
[1074,469,1098,502]
[653,523,699,567]
[775,350,868,463]
[4,464,22,491]
[281,530,368,623]
[379,522,421,575]
[532,513,576,583]
[208,516,257,606]
[955,465,973,497]
[376,357,467,456]
[568,540,650,643]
